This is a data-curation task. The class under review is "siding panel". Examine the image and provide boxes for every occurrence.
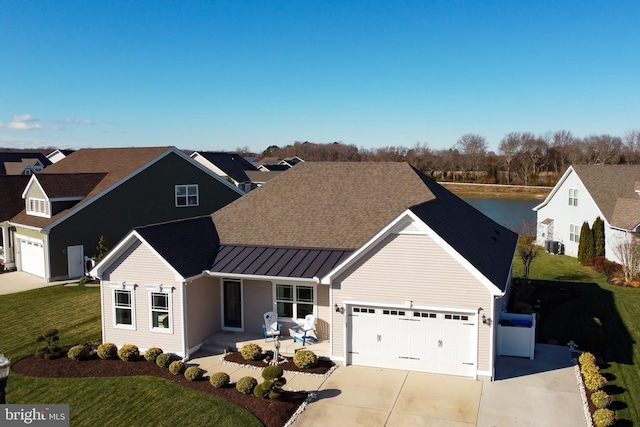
[186,276,220,349]
[103,240,176,283]
[331,233,494,372]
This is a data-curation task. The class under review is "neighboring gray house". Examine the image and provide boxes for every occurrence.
[92,162,518,379]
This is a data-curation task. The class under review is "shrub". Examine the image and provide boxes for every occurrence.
[584,372,607,392]
[591,390,612,409]
[184,366,205,381]
[35,328,60,358]
[117,344,139,362]
[236,376,258,394]
[578,352,596,366]
[262,365,284,380]
[592,408,616,427]
[293,349,318,369]
[581,360,599,375]
[144,347,163,362]
[156,353,175,369]
[67,345,90,361]
[97,342,118,360]
[169,360,186,375]
[209,372,230,388]
[254,381,270,398]
[240,343,263,361]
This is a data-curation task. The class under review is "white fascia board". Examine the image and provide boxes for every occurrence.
[321,209,505,296]
[8,221,44,233]
[91,230,185,282]
[533,166,575,211]
[21,175,46,199]
[203,270,320,284]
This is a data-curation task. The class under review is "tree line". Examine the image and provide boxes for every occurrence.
[237,129,640,187]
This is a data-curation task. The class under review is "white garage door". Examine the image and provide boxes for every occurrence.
[348,306,476,377]
[19,239,45,278]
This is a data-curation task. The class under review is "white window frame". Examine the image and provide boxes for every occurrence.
[570,224,580,242]
[147,285,173,333]
[110,283,136,330]
[569,188,578,207]
[175,184,199,207]
[273,283,316,321]
[26,197,49,218]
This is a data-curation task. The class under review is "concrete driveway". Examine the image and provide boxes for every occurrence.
[293,344,585,426]
[0,271,72,295]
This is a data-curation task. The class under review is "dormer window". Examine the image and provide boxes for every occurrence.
[27,197,49,217]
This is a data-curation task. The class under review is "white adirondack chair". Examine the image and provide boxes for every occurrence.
[292,314,318,346]
[262,311,282,342]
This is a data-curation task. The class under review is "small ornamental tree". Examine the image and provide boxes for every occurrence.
[612,233,640,284]
[95,235,110,262]
[516,221,541,279]
[578,222,595,265]
[593,216,605,257]
[35,328,60,359]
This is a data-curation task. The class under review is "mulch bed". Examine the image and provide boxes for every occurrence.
[12,349,309,427]
[223,351,334,375]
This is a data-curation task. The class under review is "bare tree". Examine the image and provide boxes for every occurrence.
[499,133,521,184]
[612,233,640,284]
[455,133,487,181]
[584,134,622,164]
[623,130,640,164]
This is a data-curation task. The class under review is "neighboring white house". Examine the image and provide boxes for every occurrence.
[534,164,640,264]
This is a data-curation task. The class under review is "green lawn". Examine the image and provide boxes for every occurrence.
[514,252,640,426]
[0,284,261,427]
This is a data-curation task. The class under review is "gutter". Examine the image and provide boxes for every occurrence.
[203,270,321,283]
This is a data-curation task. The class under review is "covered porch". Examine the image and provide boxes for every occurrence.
[201,330,331,359]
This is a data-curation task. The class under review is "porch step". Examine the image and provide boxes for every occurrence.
[199,344,231,355]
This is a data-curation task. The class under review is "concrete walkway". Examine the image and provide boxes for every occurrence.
[0,271,73,295]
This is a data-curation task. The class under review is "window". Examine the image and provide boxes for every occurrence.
[275,284,314,319]
[570,224,580,242]
[569,188,578,206]
[175,184,199,207]
[149,291,171,331]
[113,288,135,329]
[27,198,47,216]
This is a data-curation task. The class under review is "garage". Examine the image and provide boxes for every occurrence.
[18,238,45,278]
[347,305,477,377]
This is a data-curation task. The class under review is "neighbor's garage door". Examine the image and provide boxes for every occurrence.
[348,306,476,377]
[19,239,45,278]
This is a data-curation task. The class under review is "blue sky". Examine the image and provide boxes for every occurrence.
[1,1,639,154]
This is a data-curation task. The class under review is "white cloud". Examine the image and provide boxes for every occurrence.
[58,118,95,126]
[0,114,42,130]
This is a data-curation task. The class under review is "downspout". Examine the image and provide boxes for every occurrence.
[43,230,51,282]
[181,279,189,360]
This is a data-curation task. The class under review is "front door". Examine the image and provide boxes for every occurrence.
[223,279,243,329]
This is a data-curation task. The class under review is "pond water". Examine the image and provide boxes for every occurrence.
[461,196,541,232]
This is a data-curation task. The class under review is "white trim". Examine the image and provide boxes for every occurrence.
[187,342,204,358]
[181,282,189,359]
[110,282,137,330]
[221,278,244,331]
[26,197,49,218]
[533,166,575,211]
[272,282,317,322]
[21,175,43,199]
[91,230,185,282]
[147,286,174,334]
[204,270,319,283]
[322,210,505,296]
[175,184,199,207]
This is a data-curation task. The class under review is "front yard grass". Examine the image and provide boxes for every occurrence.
[0,284,261,427]
[514,252,640,426]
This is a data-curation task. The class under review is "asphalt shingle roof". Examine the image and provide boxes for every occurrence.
[572,164,640,229]
[0,176,30,221]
